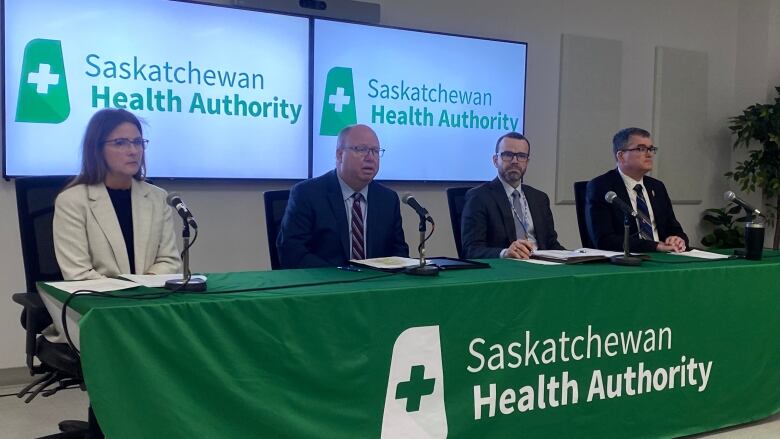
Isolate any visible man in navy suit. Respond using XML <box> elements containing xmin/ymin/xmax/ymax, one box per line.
<box><xmin>277</xmin><ymin>124</ymin><xmax>409</xmax><ymax>268</ymax></box>
<box><xmin>461</xmin><ymin>132</ymin><xmax>565</xmax><ymax>259</ymax></box>
<box><xmin>585</xmin><ymin>127</ymin><xmax>688</xmax><ymax>253</ymax></box>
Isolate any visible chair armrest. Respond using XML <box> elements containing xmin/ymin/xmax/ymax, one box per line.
<box><xmin>12</xmin><ymin>291</ymin><xmax>46</xmax><ymax>310</ymax></box>
<box><xmin>11</xmin><ymin>291</ymin><xmax>54</xmax><ymax>337</ymax></box>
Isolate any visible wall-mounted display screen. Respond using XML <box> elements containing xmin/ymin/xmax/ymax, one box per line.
<box><xmin>3</xmin><ymin>1</ymin><xmax>527</xmax><ymax>181</ymax></box>
<box><xmin>312</xmin><ymin>19</ymin><xmax>527</xmax><ymax>181</ymax></box>
<box><xmin>3</xmin><ymin>0</ymin><xmax>310</xmax><ymax>178</ymax></box>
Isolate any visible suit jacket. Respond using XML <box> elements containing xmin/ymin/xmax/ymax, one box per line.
<box><xmin>461</xmin><ymin>178</ymin><xmax>564</xmax><ymax>259</ymax></box>
<box><xmin>585</xmin><ymin>169</ymin><xmax>689</xmax><ymax>252</ymax></box>
<box><xmin>276</xmin><ymin>170</ymin><xmax>409</xmax><ymax>268</ymax></box>
<box><xmin>53</xmin><ymin>180</ymin><xmax>181</xmax><ymax>280</ymax></box>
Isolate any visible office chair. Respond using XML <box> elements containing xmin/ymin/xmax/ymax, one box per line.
<box><xmin>445</xmin><ymin>187</ymin><xmax>474</xmax><ymax>259</ymax></box>
<box><xmin>10</xmin><ymin>176</ymin><xmax>95</xmax><ymax>438</ymax></box>
<box><xmin>263</xmin><ymin>190</ymin><xmax>290</xmax><ymax>270</ymax></box>
<box><xmin>573</xmin><ymin>181</ymin><xmax>595</xmax><ymax>248</ymax></box>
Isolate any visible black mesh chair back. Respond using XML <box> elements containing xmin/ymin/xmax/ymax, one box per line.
<box><xmin>573</xmin><ymin>181</ymin><xmax>594</xmax><ymax>248</ymax></box>
<box><xmin>13</xmin><ymin>176</ymin><xmax>71</xmax><ymax>368</ymax></box>
<box><xmin>263</xmin><ymin>190</ymin><xmax>290</xmax><ymax>270</ymax></box>
<box><xmin>445</xmin><ymin>187</ymin><xmax>473</xmax><ymax>259</ymax></box>
<box><xmin>15</xmin><ymin>176</ymin><xmax>71</xmax><ymax>291</ymax></box>
<box><xmin>12</xmin><ymin>176</ymin><xmax>99</xmax><ymax>436</ymax></box>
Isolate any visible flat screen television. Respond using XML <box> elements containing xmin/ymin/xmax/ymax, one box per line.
<box><xmin>3</xmin><ymin>0</ymin><xmax>310</xmax><ymax>178</ymax></box>
<box><xmin>4</xmin><ymin>1</ymin><xmax>527</xmax><ymax>182</ymax></box>
<box><xmin>312</xmin><ymin>18</ymin><xmax>527</xmax><ymax>181</ymax></box>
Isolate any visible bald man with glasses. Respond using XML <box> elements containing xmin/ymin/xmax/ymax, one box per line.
<box><xmin>277</xmin><ymin>124</ymin><xmax>408</xmax><ymax>268</ymax></box>
<box><xmin>585</xmin><ymin>127</ymin><xmax>688</xmax><ymax>253</ymax></box>
<box><xmin>461</xmin><ymin>132</ymin><xmax>564</xmax><ymax>259</ymax></box>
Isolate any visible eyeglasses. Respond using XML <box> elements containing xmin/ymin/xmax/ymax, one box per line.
<box><xmin>344</xmin><ymin>145</ymin><xmax>385</xmax><ymax>157</ymax></box>
<box><xmin>621</xmin><ymin>145</ymin><xmax>657</xmax><ymax>155</ymax></box>
<box><xmin>497</xmin><ymin>151</ymin><xmax>529</xmax><ymax>162</ymax></box>
<box><xmin>104</xmin><ymin>138</ymin><xmax>148</xmax><ymax>150</ymax></box>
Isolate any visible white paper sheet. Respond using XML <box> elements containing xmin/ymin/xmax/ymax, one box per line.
<box><xmin>570</xmin><ymin>248</ymin><xmax>627</xmax><ymax>257</ymax></box>
<box><xmin>511</xmin><ymin>258</ymin><xmax>563</xmax><ymax>265</ymax></box>
<box><xmin>351</xmin><ymin>257</ymin><xmax>422</xmax><ymax>270</ymax></box>
<box><xmin>670</xmin><ymin>249</ymin><xmax>730</xmax><ymax>260</ymax></box>
<box><xmin>45</xmin><ymin>278</ymin><xmax>139</xmax><ymax>294</ymax></box>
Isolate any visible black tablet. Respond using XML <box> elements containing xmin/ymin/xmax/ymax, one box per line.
<box><xmin>427</xmin><ymin>257</ymin><xmax>490</xmax><ymax>270</ymax></box>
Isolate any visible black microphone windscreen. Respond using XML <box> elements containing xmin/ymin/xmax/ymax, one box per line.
<box><xmin>401</xmin><ymin>193</ymin><xmax>415</xmax><ymax>205</ymax></box>
<box><xmin>166</xmin><ymin>192</ymin><xmax>182</xmax><ymax>206</ymax></box>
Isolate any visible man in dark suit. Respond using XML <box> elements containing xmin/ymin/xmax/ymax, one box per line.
<box><xmin>461</xmin><ymin>132</ymin><xmax>564</xmax><ymax>259</ymax></box>
<box><xmin>585</xmin><ymin>127</ymin><xmax>688</xmax><ymax>253</ymax></box>
<box><xmin>277</xmin><ymin>124</ymin><xmax>409</xmax><ymax>268</ymax></box>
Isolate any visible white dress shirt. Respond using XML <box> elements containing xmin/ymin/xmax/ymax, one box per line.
<box><xmin>337</xmin><ymin>174</ymin><xmax>369</xmax><ymax>259</ymax></box>
<box><xmin>617</xmin><ymin>168</ymin><xmax>659</xmax><ymax>241</ymax></box>
<box><xmin>497</xmin><ymin>177</ymin><xmax>536</xmax><ymax>258</ymax></box>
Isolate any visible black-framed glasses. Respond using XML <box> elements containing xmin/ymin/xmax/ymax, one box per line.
<box><xmin>497</xmin><ymin>151</ymin><xmax>529</xmax><ymax>162</ymax></box>
<box><xmin>344</xmin><ymin>145</ymin><xmax>385</xmax><ymax>157</ymax></box>
<box><xmin>621</xmin><ymin>145</ymin><xmax>657</xmax><ymax>155</ymax></box>
<box><xmin>104</xmin><ymin>138</ymin><xmax>148</xmax><ymax>150</ymax></box>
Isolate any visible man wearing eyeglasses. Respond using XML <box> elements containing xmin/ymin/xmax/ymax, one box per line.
<box><xmin>461</xmin><ymin>132</ymin><xmax>564</xmax><ymax>259</ymax></box>
<box><xmin>277</xmin><ymin>124</ymin><xmax>409</xmax><ymax>268</ymax></box>
<box><xmin>585</xmin><ymin>127</ymin><xmax>688</xmax><ymax>253</ymax></box>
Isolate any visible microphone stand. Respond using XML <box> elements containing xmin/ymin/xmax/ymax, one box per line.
<box><xmin>165</xmin><ymin>221</ymin><xmax>207</xmax><ymax>291</ymax></box>
<box><xmin>609</xmin><ymin>213</ymin><xmax>643</xmax><ymax>266</ymax></box>
<box><xmin>406</xmin><ymin>215</ymin><xmax>439</xmax><ymax>276</ymax></box>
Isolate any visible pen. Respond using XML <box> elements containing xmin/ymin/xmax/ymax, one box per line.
<box><xmin>337</xmin><ymin>265</ymin><xmax>362</xmax><ymax>272</ymax></box>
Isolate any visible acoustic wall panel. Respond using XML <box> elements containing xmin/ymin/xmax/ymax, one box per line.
<box><xmin>555</xmin><ymin>34</ymin><xmax>622</xmax><ymax>204</ymax></box>
<box><xmin>652</xmin><ymin>46</ymin><xmax>708</xmax><ymax>204</ymax></box>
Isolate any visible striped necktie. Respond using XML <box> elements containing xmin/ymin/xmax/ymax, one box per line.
<box><xmin>351</xmin><ymin>193</ymin><xmax>365</xmax><ymax>260</ymax></box>
<box><xmin>633</xmin><ymin>184</ymin><xmax>654</xmax><ymax>240</ymax></box>
<box><xmin>511</xmin><ymin>190</ymin><xmax>527</xmax><ymax>240</ymax></box>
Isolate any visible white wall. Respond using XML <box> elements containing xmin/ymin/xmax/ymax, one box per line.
<box><xmin>1</xmin><ymin>0</ymin><xmax>778</xmax><ymax>370</ymax></box>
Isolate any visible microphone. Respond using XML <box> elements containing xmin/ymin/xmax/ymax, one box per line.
<box><xmin>605</xmin><ymin>191</ymin><xmax>646</xmax><ymax>266</ymax></box>
<box><xmin>166</xmin><ymin>193</ymin><xmax>198</xmax><ymax>229</ymax></box>
<box><xmin>724</xmin><ymin>191</ymin><xmax>761</xmax><ymax>217</ymax></box>
<box><xmin>605</xmin><ymin>191</ymin><xmax>652</xmax><ymax>230</ymax></box>
<box><xmin>402</xmin><ymin>193</ymin><xmax>433</xmax><ymax>223</ymax></box>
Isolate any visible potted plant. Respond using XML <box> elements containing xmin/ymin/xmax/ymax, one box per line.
<box><xmin>700</xmin><ymin>203</ymin><xmax>746</xmax><ymax>249</ymax></box>
<box><xmin>726</xmin><ymin>86</ymin><xmax>780</xmax><ymax>249</ymax></box>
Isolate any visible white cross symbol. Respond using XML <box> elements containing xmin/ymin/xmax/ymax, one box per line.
<box><xmin>27</xmin><ymin>64</ymin><xmax>60</xmax><ymax>94</ymax></box>
<box><xmin>328</xmin><ymin>87</ymin><xmax>351</xmax><ymax>113</ymax></box>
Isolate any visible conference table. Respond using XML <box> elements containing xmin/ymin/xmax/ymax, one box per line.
<box><xmin>39</xmin><ymin>251</ymin><xmax>780</xmax><ymax>438</ymax></box>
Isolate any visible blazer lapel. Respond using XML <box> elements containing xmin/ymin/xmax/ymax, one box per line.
<box><xmin>365</xmin><ymin>182</ymin><xmax>377</xmax><ymax>258</ymax></box>
<box><xmin>645</xmin><ymin>180</ymin><xmax>662</xmax><ymax>220</ymax></box>
<box><xmin>524</xmin><ymin>188</ymin><xmax>546</xmax><ymax>244</ymax></box>
<box><xmin>88</xmin><ymin>184</ymin><xmax>131</xmax><ymax>273</ymax></box>
<box><xmin>131</xmin><ymin>180</ymin><xmax>153</xmax><ymax>274</ymax></box>
<box><xmin>326</xmin><ymin>171</ymin><xmax>350</xmax><ymax>260</ymax></box>
<box><xmin>488</xmin><ymin>178</ymin><xmax>516</xmax><ymax>241</ymax></box>
<box><xmin>609</xmin><ymin>169</ymin><xmax>639</xmax><ymax>235</ymax></box>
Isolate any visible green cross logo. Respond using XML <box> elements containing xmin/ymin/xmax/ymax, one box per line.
<box><xmin>395</xmin><ymin>365</ymin><xmax>436</xmax><ymax>412</ymax></box>
<box><xmin>15</xmin><ymin>39</ymin><xmax>70</xmax><ymax>124</ymax></box>
<box><xmin>381</xmin><ymin>326</ymin><xmax>447</xmax><ymax>438</ymax></box>
<box><xmin>319</xmin><ymin>66</ymin><xmax>357</xmax><ymax>136</ymax></box>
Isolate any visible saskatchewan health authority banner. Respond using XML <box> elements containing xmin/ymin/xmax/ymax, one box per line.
<box><xmin>311</xmin><ymin>19</ymin><xmax>527</xmax><ymax>181</ymax></box>
<box><xmin>4</xmin><ymin>0</ymin><xmax>309</xmax><ymax>178</ymax></box>
<box><xmin>67</xmin><ymin>259</ymin><xmax>780</xmax><ymax>438</ymax></box>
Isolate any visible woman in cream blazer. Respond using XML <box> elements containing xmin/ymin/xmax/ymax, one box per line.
<box><xmin>53</xmin><ymin>109</ymin><xmax>181</xmax><ymax>280</ymax></box>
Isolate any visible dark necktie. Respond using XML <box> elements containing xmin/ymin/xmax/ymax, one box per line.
<box><xmin>351</xmin><ymin>193</ymin><xmax>365</xmax><ymax>260</ymax></box>
<box><xmin>511</xmin><ymin>190</ymin><xmax>527</xmax><ymax>240</ymax></box>
<box><xmin>633</xmin><ymin>184</ymin><xmax>654</xmax><ymax>240</ymax></box>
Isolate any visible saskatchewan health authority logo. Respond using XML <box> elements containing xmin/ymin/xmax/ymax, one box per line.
<box><xmin>320</xmin><ymin>66</ymin><xmax>357</xmax><ymax>135</ymax></box>
<box><xmin>380</xmin><ymin>326</ymin><xmax>448</xmax><ymax>438</ymax></box>
<box><xmin>15</xmin><ymin>39</ymin><xmax>70</xmax><ymax>124</ymax></box>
